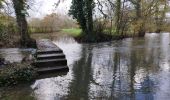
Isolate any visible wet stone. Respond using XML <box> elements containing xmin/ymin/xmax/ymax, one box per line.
<box><xmin>35</xmin><ymin>39</ymin><xmax>69</xmax><ymax>74</ymax></box>
<box><xmin>37</xmin><ymin>39</ymin><xmax>61</xmax><ymax>51</ymax></box>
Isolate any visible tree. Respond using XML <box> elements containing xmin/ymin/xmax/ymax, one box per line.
<box><xmin>0</xmin><ymin>0</ymin><xmax>4</xmax><ymax>8</ymax></box>
<box><xmin>29</xmin><ymin>13</ymin><xmax>77</xmax><ymax>33</ymax></box>
<box><xmin>42</xmin><ymin>13</ymin><xmax>58</xmax><ymax>32</ymax></box>
<box><xmin>12</xmin><ymin>0</ymin><xmax>35</xmax><ymax>47</ymax></box>
<box><xmin>115</xmin><ymin>0</ymin><xmax>121</xmax><ymax>34</ymax></box>
<box><xmin>154</xmin><ymin>0</ymin><xmax>168</xmax><ymax>32</ymax></box>
<box><xmin>129</xmin><ymin>0</ymin><xmax>145</xmax><ymax>36</ymax></box>
<box><xmin>129</xmin><ymin>0</ymin><xmax>141</xmax><ymax>18</ymax></box>
<box><xmin>69</xmin><ymin>0</ymin><xmax>94</xmax><ymax>35</ymax></box>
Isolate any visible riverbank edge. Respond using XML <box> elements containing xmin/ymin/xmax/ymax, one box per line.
<box><xmin>0</xmin><ymin>62</ymin><xmax>37</xmax><ymax>87</ymax></box>
<box><xmin>74</xmin><ymin>33</ymin><xmax>143</xmax><ymax>43</ymax></box>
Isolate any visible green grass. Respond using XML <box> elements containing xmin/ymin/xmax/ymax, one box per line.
<box><xmin>104</xmin><ymin>29</ymin><xmax>116</xmax><ymax>34</ymax></box>
<box><xmin>61</xmin><ymin>28</ymin><xmax>82</xmax><ymax>37</ymax></box>
<box><xmin>61</xmin><ymin>28</ymin><xmax>119</xmax><ymax>37</ymax></box>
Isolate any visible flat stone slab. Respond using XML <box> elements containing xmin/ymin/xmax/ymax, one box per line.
<box><xmin>36</xmin><ymin>39</ymin><xmax>61</xmax><ymax>51</ymax></box>
<box><xmin>37</xmin><ymin>53</ymin><xmax>65</xmax><ymax>58</ymax></box>
<box><xmin>37</xmin><ymin>53</ymin><xmax>65</xmax><ymax>60</ymax></box>
<box><xmin>37</xmin><ymin>50</ymin><xmax>63</xmax><ymax>55</ymax></box>
<box><xmin>37</xmin><ymin>66</ymin><xmax>69</xmax><ymax>74</ymax></box>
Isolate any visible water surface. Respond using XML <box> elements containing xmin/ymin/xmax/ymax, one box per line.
<box><xmin>1</xmin><ymin>33</ymin><xmax>170</xmax><ymax>100</ymax></box>
<box><xmin>0</xmin><ymin>48</ymin><xmax>35</xmax><ymax>64</ymax></box>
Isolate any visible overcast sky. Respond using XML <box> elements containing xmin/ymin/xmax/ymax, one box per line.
<box><xmin>28</xmin><ymin>0</ymin><xmax>71</xmax><ymax>18</ymax></box>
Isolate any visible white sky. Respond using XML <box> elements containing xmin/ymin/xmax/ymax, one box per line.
<box><xmin>28</xmin><ymin>0</ymin><xmax>71</xmax><ymax>18</ymax></box>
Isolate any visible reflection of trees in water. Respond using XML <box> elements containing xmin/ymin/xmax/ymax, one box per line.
<box><xmin>89</xmin><ymin>46</ymin><xmax>114</xmax><ymax>99</ymax></box>
<box><xmin>110</xmin><ymin>52</ymin><xmax>120</xmax><ymax>100</ymax></box>
<box><xmin>110</xmin><ymin>41</ymin><xmax>160</xmax><ymax>100</ymax></box>
<box><xmin>67</xmin><ymin>45</ymin><xmax>93</xmax><ymax>100</ymax></box>
<box><xmin>67</xmin><ymin>33</ymin><xmax>168</xmax><ymax>100</ymax></box>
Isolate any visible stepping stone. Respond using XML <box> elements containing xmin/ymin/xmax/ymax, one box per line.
<box><xmin>35</xmin><ymin>59</ymin><xmax>67</xmax><ymax>68</ymax></box>
<box><xmin>37</xmin><ymin>66</ymin><xmax>69</xmax><ymax>74</ymax></box>
<box><xmin>37</xmin><ymin>70</ymin><xmax>68</xmax><ymax>79</ymax></box>
<box><xmin>37</xmin><ymin>53</ymin><xmax>65</xmax><ymax>60</ymax></box>
<box><xmin>37</xmin><ymin>50</ymin><xmax>63</xmax><ymax>55</ymax></box>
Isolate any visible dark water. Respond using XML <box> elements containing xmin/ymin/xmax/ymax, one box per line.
<box><xmin>1</xmin><ymin>33</ymin><xmax>170</xmax><ymax>100</ymax></box>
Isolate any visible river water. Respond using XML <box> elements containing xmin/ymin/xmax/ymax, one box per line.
<box><xmin>0</xmin><ymin>33</ymin><xmax>170</xmax><ymax>100</ymax></box>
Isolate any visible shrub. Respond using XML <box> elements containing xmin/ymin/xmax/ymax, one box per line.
<box><xmin>0</xmin><ymin>13</ymin><xmax>19</xmax><ymax>47</ymax></box>
<box><xmin>0</xmin><ymin>63</ymin><xmax>37</xmax><ymax>87</ymax></box>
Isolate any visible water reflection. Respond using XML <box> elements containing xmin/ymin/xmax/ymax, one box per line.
<box><xmin>1</xmin><ymin>33</ymin><xmax>170</xmax><ymax>100</ymax></box>
<box><xmin>60</xmin><ymin>33</ymin><xmax>170</xmax><ymax>100</ymax></box>
<box><xmin>67</xmin><ymin>45</ymin><xmax>93</xmax><ymax>100</ymax></box>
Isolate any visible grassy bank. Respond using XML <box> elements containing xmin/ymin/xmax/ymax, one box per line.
<box><xmin>61</xmin><ymin>28</ymin><xmax>133</xmax><ymax>42</ymax></box>
<box><xmin>30</xmin><ymin>28</ymin><xmax>81</xmax><ymax>40</ymax></box>
<box><xmin>61</xmin><ymin>28</ymin><xmax>82</xmax><ymax>37</ymax></box>
<box><xmin>31</xmin><ymin>28</ymin><xmax>134</xmax><ymax>42</ymax></box>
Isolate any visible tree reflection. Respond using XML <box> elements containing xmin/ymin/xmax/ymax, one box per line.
<box><xmin>67</xmin><ymin>45</ymin><xmax>93</xmax><ymax>100</ymax></box>
<box><xmin>67</xmin><ymin>33</ymin><xmax>170</xmax><ymax>100</ymax></box>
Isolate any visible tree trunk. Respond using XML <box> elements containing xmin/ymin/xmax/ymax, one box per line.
<box><xmin>83</xmin><ymin>0</ymin><xmax>94</xmax><ymax>42</ymax></box>
<box><xmin>136</xmin><ymin>0</ymin><xmax>141</xmax><ymax>18</ymax></box>
<box><xmin>135</xmin><ymin>0</ymin><xmax>145</xmax><ymax>37</ymax></box>
<box><xmin>115</xmin><ymin>0</ymin><xmax>121</xmax><ymax>34</ymax></box>
<box><xmin>138</xmin><ymin>26</ymin><xmax>145</xmax><ymax>37</ymax></box>
<box><xmin>12</xmin><ymin>0</ymin><xmax>35</xmax><ymax>47</ymax></box>
<box><xmin>86</xmin><ymin>0</ymin><xmax>93</xmax><ymax>34</ymax></box>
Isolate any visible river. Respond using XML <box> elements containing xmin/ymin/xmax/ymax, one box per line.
<box><xmin>0</xmin><ymin>33</ymin><xmax>170</xmax><ymax>100</ymax></box>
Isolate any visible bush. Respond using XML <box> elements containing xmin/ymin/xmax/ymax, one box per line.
<box><xmin>0</xmin><ymin>63</ymin><xmax>37</xmax><ymax>87</ymax></box>
<box><xmin>0</xmin><ymin>24</ymin><xmax>9</xmax><ymax>42</ymax></box>
<box><xmin>0</xmin><ymin>13</ymin><xmax>19</xmax><ymax>47</ymax></box>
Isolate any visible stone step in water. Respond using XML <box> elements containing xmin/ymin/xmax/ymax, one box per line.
<box><xmin>37</xmin><ymin>70</ymin><xmax>68</xmax><ymax>79</ymax></box>
<box><xmin>37</xmin><ymin>66</ymin><xmax>69</xmax><ymax>74</ymax></box>
<box><xmin>35</xmin><ymin>39</ymin><xmax>69</xmax><ymax>74</ymax></box>
<box><xmin>35</xmin><ymin>58</ymin><xmax>67</xmax><ymax>68</ymax></box>
<box><xmin>37</xmin><ymin>53</ymin><xmax>65</xmax><ymax>60</ymax></box>
<box><xmin>37</xmin><ymin>50</ymin><xmax>63</xmax><ymax>55</ymax></box>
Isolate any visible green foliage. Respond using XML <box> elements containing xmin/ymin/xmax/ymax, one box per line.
<box><xmin>69</xmin><ymin>0</ymin><xmax>86</xmax><ymax>32</ymax></box>
<box><xmin>69</xmin><ymin>0</ymin><xmax>95</xmax><ymax>34</ymax></box>
<box><xmin>0</xmin><ymin>23</ymin><xmax>8</xmax><ymax>41</ymax></box>
<box><xmin>0</xmin><ymin>0</ymin><xmax>4</xmax><ymax>8</ymax></box>
<box><xmin>0</xmin><ymin>63</ymin><xmax>37</xmax><ymax>87</ymax></box>
<box><xmin>0</xmin><ymin>13</ymin><xmax>18</xmax><ymax>47</ymax></box>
